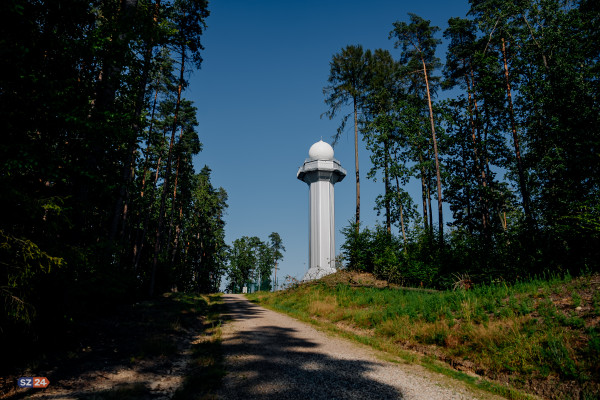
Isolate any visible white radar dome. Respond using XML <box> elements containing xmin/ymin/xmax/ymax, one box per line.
<box><xmin>308</xmin><ymin>140</ymin><xmax>334</xmax><ymax>161</ymax></box>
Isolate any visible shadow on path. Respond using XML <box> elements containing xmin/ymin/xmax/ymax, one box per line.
<box><xmin>219</xmin><ymin>295</ymin><xmax>403</xmax><ymax>400</ymax></box>
<box><xmin>219</xmin><ymin>294</ymin><xmax>266</xmax><ymax>323</ymax></box>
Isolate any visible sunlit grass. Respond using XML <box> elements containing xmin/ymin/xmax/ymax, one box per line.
<box><xmin>249</xmin><ymin>273</ymin><xmax>600</xmax><ymax>399</ymax></box>
<box><xmin>172</xmin><ymin>294</ymin><xmax>226</xmax><ymax>400</ymax></box>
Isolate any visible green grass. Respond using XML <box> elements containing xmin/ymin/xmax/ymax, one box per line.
<box><xmin>172</xmin><ymin>294</ymin><xmax>226</xmax><ymax>400</ymax></box>
<box><xmin>249</xmin><ymin>273</ymin><xmax>600</xmax><ymax>399</ymax></box>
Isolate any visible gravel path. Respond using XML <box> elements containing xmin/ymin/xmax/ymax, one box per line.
<box><xmin>216</xmin><ymin>294</ymin><xmax>506</xmax><ymax>400</ymax></box>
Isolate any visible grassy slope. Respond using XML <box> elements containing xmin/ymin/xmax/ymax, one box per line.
<box><xmin>248</xmin><ymin>272</ymin><xmax>600</xmax><ymax>400</ymax></box>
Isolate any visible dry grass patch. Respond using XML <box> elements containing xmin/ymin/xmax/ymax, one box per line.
<box><xmin>250</xmin><ymin>273</ymin><xmax>600</xmax><ymax>399</ymax></box>
<box><xmin>308</xmin><ymin>295</ymin><xmax>338</xmax><ymax>316</ymax></box>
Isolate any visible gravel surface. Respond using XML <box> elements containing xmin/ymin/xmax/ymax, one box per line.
<box><xmin>216</xmin><ymin>294</ymin><xmax>506</xmax><ymax>400</ymax></box>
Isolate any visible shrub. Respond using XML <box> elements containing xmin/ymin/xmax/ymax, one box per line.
<box><xmin>340</xmin><ymin>222</ymin><xmax>374</xmax><ymax>272</ymax></box>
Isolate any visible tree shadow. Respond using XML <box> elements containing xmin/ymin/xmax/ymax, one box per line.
<box><xmin>3</xmin><ymin>294</ymin><xmax>210</xmax><ymax>400</ymax></box>
<box><xmin>218</xmin><ymin>296</ymin><xmax>404</xmax><ymax>399</ymax></box>
<box><xmin>219</xmin><ymin>294</ymin><xmax>266</xmax><ymax>323</ymax></box>
<box><xmin>21</xmin><ymin>382</ymin><xmax>154</xmax><ymax>400</ymax></box>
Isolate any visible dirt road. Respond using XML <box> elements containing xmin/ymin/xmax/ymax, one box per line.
<box><xmin>216</xmin><ymin>294</ymin><xmax>505</xmax><ymax>400</ymax></box>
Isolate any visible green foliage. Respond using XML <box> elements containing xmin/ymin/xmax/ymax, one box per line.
<box><xmin>0</xmin><ymin>0</ymin><xmax>225</xmax><ymax>370</ymax></box>
<box><xmin>252</xmin><ymin>273</ymin><xmax>600</xmax><ymax>398</ymax></box>
<box><xmin>340</xmin><ymin>223</ymin><xmax>440</xmax><ymax>287</ymax></box>
<box><xmin>389</xmin><ymin>13</ymin><xmax>446</xmax><ymax>242</ymax></box>
<box><xmin>0</xmin><ymin>230</ymin><xmax>65</xmax><ymax>327</ymax></box>
<box><xmin>323</xmin><ymin>44</ymin><xmax>372</xmax><ymax>142</ymax></box>
<box><xmin>340</xmin><ymin>223</ymin><xmax>375</xmax><ymax>272</ymax></box>
<box><xmin>541</xmin><ymin>335</ymin><xmax>579</xmax><ymax>380</ymax></box>
<box><xmin>335</xmin><ymin>0</ymin><xmax>599</xmax><ymax>292</ymax></box>
<box><xmin>226</xmin><ymin>233</ymin><xmax>285</xmax><ymax>293</ymax></box>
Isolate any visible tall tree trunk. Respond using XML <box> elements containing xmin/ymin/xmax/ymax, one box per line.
<box><xmin>465</xmin><ymin>70</ymin><xmax>489</xmax><ymax>233</ymax></box>
<box><xmin>110</xmin><ymin>0</ymin><xmax>161</xmax><ymax>243</ymax></box>
<box><xmin>80</xmin><ymin>0</ymin><xmax>138</xmax><ymax>235</ymax></box>
<box><xmin>421</xmin><ymin>57</ymin><xmax>444</xmax><ymax>243</ymax></box>
<box><xmin>460</xmin><ymin>134</ymin><xmax>473</xmax><ymax>234</ymax></box>
<box><xmin>471</xmin><ymin>67</ymin><xmax>492</xmax><ymax>179</ymax></box>
<box><xmin>426</xmin><ymin>143</ymin><xmax>434</xmax><ymax>235</ymax></box>
<box><xmin>427</xmin><ymin>176</ymin><xmax>433</xmax><ymax>235</ymax></box>
<box><xmin>140</xmin><ymin>87</ymin><xmax>160</xmax><ymax>198</ymax></box>
<box><xmin>132</xmin><ymin>86</ymin><xmax>160</xmax><ymax>270</ymax></box>
<box><xmin>500</xmin><ymin>210</ymin><xmax>508</xmax><ymax>232</ymax></box>
<box><xmin>273</xmin><ymin>261</ymin><xmax>278</xmax><ymax>292</ymax></box>
<box><xmin>171</xmin><ymin>205</ymin><xmax>183</xmax><ymax>264</ymax></box>
<box><xmin>394</xmin><ymin>175</ymin><xmax>408</xmax><ymax>252</ymax></box>
<box><xmin>149</xmin><ymin>44</ymin><xmax>185</xmax><ymax>296</ymax></box>
<box><xmin>418</xmin><ymin>151</ymin><xmax>428</xmax><ymax>230</ymax></box>
<box><xmin>133</xmin><ymin>129</ymin><xmax>164</xmax><ymax>272</ymax></box>
<box><xmin>131</xmin><ymin>147</ymin><xmax>150</xmax><ymax>268</ymax></box>
<box><xmin>353</xmin><ymin>97</ymin><xmax>360</xmax><ymax>231</ymax></box>
<box><xmin>166</xmin><ymin>138</ymin><xmax>183</xmax><ymax>257</ymax></box>
<box><xmin>501</xmin><ymin>37</ymin><xmax>532</xmax><ymax>226</ymax></box>
<box><xmin>384</xmin><ymin>137</ymin><xmax>391</xmax><ymax>233</ymax></box>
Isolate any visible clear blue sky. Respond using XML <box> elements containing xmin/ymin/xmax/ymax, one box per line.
<box><xmin>188</xmin><ymin>0</ymin><xmax>470</xmax><ymax>285</ymax></box>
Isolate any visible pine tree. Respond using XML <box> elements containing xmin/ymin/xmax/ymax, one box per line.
<box><xmin>390</xmin><ymin>14</ymin><xmax>445</xmax><ymax>243</ymax></box>
<box><xmin>323</xmin><ymin>45</ymin><xmax>372</xmax><ymax>230</ymax></box>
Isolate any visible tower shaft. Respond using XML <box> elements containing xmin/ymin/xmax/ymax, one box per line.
<box><xmin>298</xmin><ymin>153</ymin><xmax>346</xmax><ymax>281</ymax></box>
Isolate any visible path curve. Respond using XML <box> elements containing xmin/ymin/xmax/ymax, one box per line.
<box><xmin>216</xmin><ymin>294</ymin><xmax>504</xmax><ymax>400</ymax></box>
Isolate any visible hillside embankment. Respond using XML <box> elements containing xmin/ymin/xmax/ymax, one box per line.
<box><xmin>216</xmin><ymin>293</ymin><xmax>504</xmax><ymax>400</ymax></box>
<box><xmin>249</xmin><ymin>271</ymin><xmax>600</xmax><ymax>400</ymax></box>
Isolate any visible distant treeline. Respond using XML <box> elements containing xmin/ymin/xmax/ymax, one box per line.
<box><xmin>225</xmin><ymin>233</ymin><xmax>285</xmax><ymax>293</ymax></box>
<box><xmin>323</xmin><ymin>0</ymin><xmax>599</xmax><ymax>287</ymax></box>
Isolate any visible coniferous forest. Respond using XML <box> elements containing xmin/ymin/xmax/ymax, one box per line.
<box><xmin>0</xmin><ymin>0</ymin><xmax>599</xmax><ymax>382</ymax></box>
<box><xmin>1</xmin><ymin>0</ymin><xmax>230</xmax><ymax>360</ymax></box>
<box><xmin>325</xmin><ymin>0</ymin><xmax>599</xmax><ymax>288</ymax></box>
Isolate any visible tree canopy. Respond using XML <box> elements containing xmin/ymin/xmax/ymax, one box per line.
<box><xmin>325</xmin><ymin>1</ymin><xmax>599</xmax><ymax>287</ymax></box>
<box><xmin>0</xmin><ymin>0</ymin><xmax>231</xmax><ymax>365</ymax></box>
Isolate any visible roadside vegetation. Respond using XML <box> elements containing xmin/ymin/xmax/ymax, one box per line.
<box><xmin>1</xmin><ymin>0</ymin><xmax>232</xmax><ymax>369</ymax></box>
<box><xmin>173</xmin><ymin>294</ymin><xmax>226</xmax><ymax>400</ymax></box>
<box><xmin>1</xmin><ymin>293</ymin><xmax>224</xmax><ymax>399</ymax></box>
<box><xmin>249</xmin><ymin>271</ymin><xmax>600</xmax><ymax>400</ymax></box>
<box><xmin>312</xmin><ymin>7</ymin><xmax>600</xmax><ymax>396</ymax></box>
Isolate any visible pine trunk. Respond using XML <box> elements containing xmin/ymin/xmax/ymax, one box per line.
<box><xmin>273</xmin><ymin>262</ymin><xmax>277</xmax><ymax>291</ymax></box>
<box><xmin>501</xmin><ymin>38</ymin><xmax>532</xmax><ymax>226</ymax></box>
<box><xmin>110</xmin><ymin>0</ymin><xmax>161</xmax><ymax>243</ymax></box>
<box><xmin>132</xmin><ymin>86</ymin><xmax>160</xmax><ymax>270</ymax></box>
<box><xmin>166</xmin><ymin>144</ymin><xmax>183</xmax><ymax>257</ymax></box>
<box><xmin>384</xmin><ymin>138</ymin><xmax>391</xmax><ymax>233</ymax></box>
<box><xmin>419</xmin><ymin>151</ymin><xmax>428</xmax><ymax>230</ymax></box>
<box><xmin>353</xmin><ymin>97</ymin><xmax>360</xmax><ymax>231</ymax></box>
<box><xmin>422</xmin><ymin>57</ymin><xmax>444</xmax><ymax>243</ymax></box>
<box><xmin>171</xmin><ymin>205</ymin><xmax>183</xmax><ymax>264</ymax></box>
<box><xmin>149</xmin><ymin>44</ymin><xmax>185</xmax><ymax>297</ymax></box>
<box><xmin>394</xmin><ymin>176</ymin><xmax>408</xmax><ymax>252</ymax></box>
<box><xmin>465</xmin><ymin>70</ymin><xmax>489</xmax><ymax>233</ymax></box>
<box><xmin>460</xmin><ymin>136</ymin><xmax>473</xmax><ymax>234</ymax></box>
<box><xmin>82</xmin><ymin>0</ymin><xmax>138</xmax><ymax>230</ymax></box>
<box><xmin>427</xmin><ymin>178</ymin><xmax>433</xmax><ymax>235</ymax></box>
